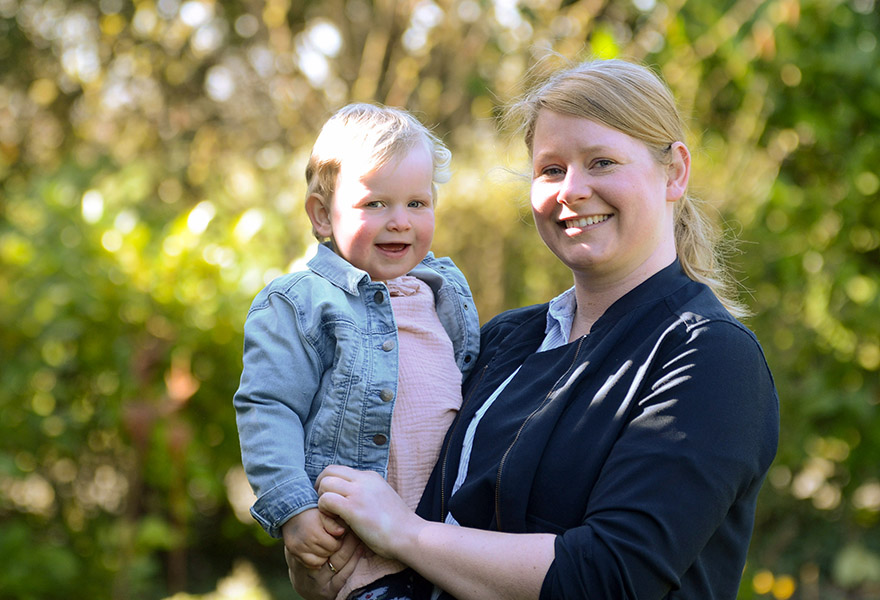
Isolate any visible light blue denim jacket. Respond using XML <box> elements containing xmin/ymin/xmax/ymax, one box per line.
<box><xmin>234</xmin><ymin>243</ymin><xmax>480</xmax><ymax>538</ymax></box>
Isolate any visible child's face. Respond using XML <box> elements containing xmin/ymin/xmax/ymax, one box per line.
<box><xmin>324</xmin><ymin>145</ymin><xmax>435</xmax><ymax>282</ymax></box>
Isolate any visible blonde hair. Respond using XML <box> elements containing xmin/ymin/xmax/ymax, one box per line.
<box><xmin>506</xmin><ymin>58</ymin><xmax>748</xmax><ymax>318</ymax></box>
<box><xmin>305</xmin><ymin>103</ymin><xmax>451</xmax><ymax>238</ymax></box>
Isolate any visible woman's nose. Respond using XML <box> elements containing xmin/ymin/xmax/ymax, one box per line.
<box><xmin>557</xmin><ymin>169</ymin><xmax>592</xmax><ymax>205</ymax></box>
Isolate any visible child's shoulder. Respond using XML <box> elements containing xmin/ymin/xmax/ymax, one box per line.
<box><xmin>262</xmin><ymin>269</ymin><xmax>317</xmax><ymax>292</ymax></box>
<box><xmin>420</xmin><ymin>252</ymin><xmax>457</xmax><ymax>270</ymax></box>
<box><xmin>251</xmin><ymin>269</ymin><xmax>338</xmax><ymax>306</ymax></box>
<box><xmin>417</xmin><ymin>253</ymin><xmax>470</xmax><ymax>286</ymax></box>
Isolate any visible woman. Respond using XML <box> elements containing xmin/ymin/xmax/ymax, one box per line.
<box><xmin>290</xmin><ymin>58</ymin><xmax>779</xmax><ymax>600</ymax></box>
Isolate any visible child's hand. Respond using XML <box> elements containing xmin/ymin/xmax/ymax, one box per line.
<box><xmin>282</xmin><ymin>508</ymin><xmax>348</xmax><ymax>570</ymax></box>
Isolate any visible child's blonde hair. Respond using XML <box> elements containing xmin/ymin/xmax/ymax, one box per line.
<box><xmin>305</xmin><ymin>103</ymin><xmax>451</xmax><ymax>239</ymax></box>
<box><xmin>506</xmin><ymin>58</ymin><xmax>748</xmax><ymax>318</ymax></box>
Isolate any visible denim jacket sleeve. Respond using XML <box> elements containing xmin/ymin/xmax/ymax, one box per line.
<box><xmin>233</xmin><ymin>277</ymin><xmax>323</xmax><ymax>538</ymax></box>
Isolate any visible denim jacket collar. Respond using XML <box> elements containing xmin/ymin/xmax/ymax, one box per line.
<box><xmin>307</xmin><ymin>242</ymin><xmax>372</xmax><ymax>295</ymax></box>
<box><xmin>307</xmin><ymin>242</ymin><xmax>442</xmax><ymax>297</ymax></box>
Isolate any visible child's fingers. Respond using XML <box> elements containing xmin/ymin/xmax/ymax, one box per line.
<box><xmin>284</xmin><ymin>531</ymin><xmax>339</xmax><ymax>563</ymax></box>
<box><xmin>284</xmin><ymin>536</ymin><xmax>329</xmax><ymax>568</ymax></box>
<box><xmin>319</xmin><ymin>509</ymin><xmax>348</xmax><ymax>537</ymax></box>
<box><xmin>291</xmin><ymin>549</ymin><xmax>330</xmax><ymax>571</ymax></box>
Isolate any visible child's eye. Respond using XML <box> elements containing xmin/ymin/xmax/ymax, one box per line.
<box><xmin>408</xmin><ymin>199</ymin><xmax>429</xmax><ymax>208</ymax></box>
<box><xmin>364</xmin><ymin>200</ymin><xmax>384</xmax><ymax>208</ymax></box>
<box><xmin>593</xmin><ymin>159</ymin><xmax>615</xmax><ymax>169</ymax></box>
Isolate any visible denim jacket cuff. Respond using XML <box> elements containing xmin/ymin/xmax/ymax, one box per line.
<box><xmin>250</xmin><ymin>475</ymin><xmax>319</xmax><ymax>538</ymax></box>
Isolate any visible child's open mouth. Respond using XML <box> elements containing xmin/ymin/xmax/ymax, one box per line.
<box><xmin>377</xmin><ymin>243</ymin><xmax>409</xmax><ymax>253</ymax></box>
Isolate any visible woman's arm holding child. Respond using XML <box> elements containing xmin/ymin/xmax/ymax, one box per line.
<box><xmin>317</xmin><ymin>466</ymin><xmax>556</xmax><ymax>600</ymax></box>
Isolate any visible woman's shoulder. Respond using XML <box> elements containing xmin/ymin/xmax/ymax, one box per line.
<box><xmin>484</xmin><ymin>302</ymin><xmax>548</xmax><ymax>328</ymax></box>
<box><xmin>479</xmin><ymin>303</ymin><xmax>549</xmax><ymax>345</ymax></box>
<box><xmin>667</xmin><ymin>281</ymin><xmax>762</xmax><ymax>346</ymax></box>
<box><xmin>658</xmin><ymin>283</ymin><xmax>776</xmax><ymax>384</ymax></box>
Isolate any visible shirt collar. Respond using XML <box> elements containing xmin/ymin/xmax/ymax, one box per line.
<box><xmin>541</xmin><ymin>259</ymin><xmax>688</xmax><ymax>348</ymax></box>
<box><xmin>306</xmin><ymin>242</ymin><xmax>371</xmax><ymax>295</ymax></box>
<box><xmin>542</xmin><ymin>286</ymin><xmax>577</xmax><ymax>350</ymax></box>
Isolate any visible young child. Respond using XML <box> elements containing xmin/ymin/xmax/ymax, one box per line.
<box><xmin>233</xmin><ymin>103</ymin><xmax>480</xmax><ymax>600</ymax></box>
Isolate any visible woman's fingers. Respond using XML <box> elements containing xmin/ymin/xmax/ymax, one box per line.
<box><xmin>285</xmin><ymin>532</ymin><xmax>364</xmax><ymax>600</ymax></box>
<box><xmin>286</xmin><ymin>547</ymin><xmax>329</xmax><ymax>600</ymax></box>
<box><xmin>315</xmin><ymin>466</ymin><xmax>418</xmax><ymax>559</ymax></box>
<box><xmin>286</xmin><ymin>552</ymin><xmax>338</xmax><ymax>600</ymax></box>
<box><xmin>317</xmin><ymin>465</ymin><xmax>384</xmax><ymax>499</ymax></box>
<box><xmin>317</xmin><ymin>488</ymin><xmax>345</xmax><ymax>520</ymax></box>
<box><xmin>330</xmin><ymin>531</ymin><xmax>364</xmax><ymax>578</ymax></box>
<box><xmin>316</xmin><ymin>467</ymin><xmax>378</xmax><ymax>524</ymax></box>
<box><xmin>315</xmin><ymin>464</ymin><xmax>358</xmax><ymax>489</ymax></box>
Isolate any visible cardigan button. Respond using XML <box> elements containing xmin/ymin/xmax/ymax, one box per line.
<box><xmin>372</xmin><ymin>434</ymin><xmax>388</xmax><ymax>446</ymax></box>
<box><xmin>381</xmin><ymin>340</ymin><xmax>395</xmax><ymax>352</ymax></box>
<box><xmin>373</xmin><ymin>290</ymin><xmax>384</xmax><ymax>304</ymax></box>
<box><xmin>380</xmin><ymin>389</ymin><xmax>394</xmax><ymax>402</ymax></box>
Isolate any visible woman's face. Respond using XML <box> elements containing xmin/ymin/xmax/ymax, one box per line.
<box><xmin>529</xmin><ymin>110</ymin><xmax>687</xmax><ymax>287</ymax></box>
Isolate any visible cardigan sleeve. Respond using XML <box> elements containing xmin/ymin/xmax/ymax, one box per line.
<box><xmin>540</xmin><ymin>319</ymin><xmax>779</xmax><ymax>599</ymax></box>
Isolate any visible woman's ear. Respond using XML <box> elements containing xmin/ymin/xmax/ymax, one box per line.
<box><xmin>305</xmin><ymin>193</ymin><xmax>333</xmax><ymax>239</ymax></box>
<box><xmin>665</xmin><ymin>142</ymin><xmax>691</xmax><ymax>202</ymax></box>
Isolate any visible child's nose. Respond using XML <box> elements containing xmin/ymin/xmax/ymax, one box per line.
<box><xmin>387</xmin><ymin>206</ymin><xmax>412</xmax><ymax>230</ymax></box>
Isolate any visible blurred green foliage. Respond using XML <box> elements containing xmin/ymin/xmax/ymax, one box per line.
<box><xmin>1</xmin><ymin>0</ymin><xmax>878</xmax><ymax>599</ymax></box>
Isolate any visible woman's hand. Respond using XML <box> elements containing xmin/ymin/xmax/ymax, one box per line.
<box><xmin>316</xmin><ymin>465</ymin><xmax>425</xmax><ymax>560</ymax></box>
<box><xmin>287</xmin><ymin>530</ymin><xmax>364</xmax><ymax>600</ymax></box>
<box><xmin>314</xmin><ymin>465</ymin><xmax>555</xmax><ymax>600</ymax></box>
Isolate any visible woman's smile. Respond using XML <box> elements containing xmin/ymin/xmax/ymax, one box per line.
<box><xmin>560</xmin><ymin>214</ymin><xmax>612</xmax><ymax>231</ymax></box>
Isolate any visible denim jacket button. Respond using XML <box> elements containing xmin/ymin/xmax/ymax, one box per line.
<box><xmin>373</xmin><ymin>434</ymin><xmax>388</xmax><ymax>445</ymax></box>
<box><xmin>380</xmin><ymin>389</ymin><xmax>394</xmax><ymax>402</ymax></box>
<box><xmin>381</xmin><ymin>340</ymin><xmax>395</xmax><ymax>352</ymax></box>
<box><xmin>373</xmin><ymin>290</ymin><xmax>384</xmax><ymax>304</ymax></box>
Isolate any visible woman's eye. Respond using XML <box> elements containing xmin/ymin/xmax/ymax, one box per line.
<box><xmin>539</xmin><ymin>166</ymin><xmax>565</xmax><ymax>178</ymax></box>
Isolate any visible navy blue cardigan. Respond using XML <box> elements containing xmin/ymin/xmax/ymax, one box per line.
<box><xmin>417</xmin><ymin>261</ymin><xmax>779</xmax><ymax>599</ymax></box>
